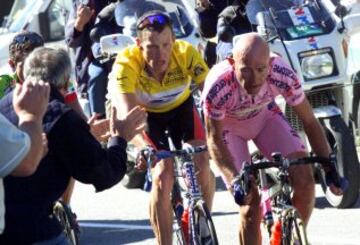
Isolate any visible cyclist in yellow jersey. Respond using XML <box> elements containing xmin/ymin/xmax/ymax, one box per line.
<box><xmin>108</xmin><ymin>10</ymin><xmax>215</xmax><ymax>244</ymax></box>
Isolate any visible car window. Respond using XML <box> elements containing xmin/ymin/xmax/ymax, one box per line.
<box><xmin>47</xmin><ymin>0</ymin><xmax>72</xmax><ymax>41</ymax></box>
<box><xmin>6</xmin><ymin>0</ymin><xmax>41</xmax><ymax>32</ymax></box>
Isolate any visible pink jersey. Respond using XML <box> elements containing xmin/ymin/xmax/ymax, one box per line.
<box><xmin>201</xmin><ymin>56</ymin><xmax>305</xmax><ymax>122</ymax></box>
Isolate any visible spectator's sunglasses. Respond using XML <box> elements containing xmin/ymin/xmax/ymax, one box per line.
<box><xmin>13</xmin><ymin>33</ymin><xmax>44</xmax><ymax>47</ymax></box>
<box><xmin>136</xmin><ymin>13</ymin><xmax>171</xmax><ymax>30</ymax></box>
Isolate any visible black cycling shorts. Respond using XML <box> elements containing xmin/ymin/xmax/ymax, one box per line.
<box><xmin>143</xmin><ymin>96</ymin><xmax>205</xmax><ymax>150</ymax></box>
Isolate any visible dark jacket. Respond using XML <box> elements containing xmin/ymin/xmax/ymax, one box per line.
<box><xmin>0</xmin><ymin>88</ymin><xmax>127</xmax><ymax>244</ymax></box>
<box><xmin>217</xmin><ymin>3</ymin><xmax>252</xmax><ymax>43</ymax></box>
<box><xmin>196</xmin><ymin>0</ymin><xmax>235</xmax><ymax>38</ymax></box>
<box><xmin>65</xmin><ymin>0</ymin><xmax>110</xmax><ymax>91</ymax></box>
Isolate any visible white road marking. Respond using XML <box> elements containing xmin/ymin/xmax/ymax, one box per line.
<box><xmin>309</xmin><ymin>237</ymin><xmax>360</xmax><ymax>245</ymax></box>
<box><xmin>79</xmin><ymin>222</ymin><xmax>153</xmax><ymax>230</ymax></box>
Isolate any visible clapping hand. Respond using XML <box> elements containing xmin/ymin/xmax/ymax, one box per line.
<box><xmin>110</xmin><ymin>106</ymin><xmax>147</xmax><ymax>141</ymax></box>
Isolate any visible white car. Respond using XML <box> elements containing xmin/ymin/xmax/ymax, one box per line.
<box><xmin>0</xmin><ymin>0</ymin><xmax>72</xmax><ymax>75</ymax></box>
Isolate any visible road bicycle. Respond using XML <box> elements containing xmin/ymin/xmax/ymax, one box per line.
<box><xmin>53</xmin><ymin>200</ymin><xmax>80</xmax><ymax>245</ymax></box>
<box><xmin>233</xmin><ymin>152</ymin><xmax>341</xmax><ymax>245</ymax></box>
<box><xmin>142</xmin><ymin>144</ymin><xmax>219</xmax><ymax>245</ymax></box>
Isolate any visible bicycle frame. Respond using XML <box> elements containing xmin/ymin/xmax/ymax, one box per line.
<box><xmin>144</xmin><ymin>140</ymin><xmax>217</xmax><ymax>245</ymax></box>
<box><xmin>249</xmin><ymin>154</ymin><xmax>328</xmax><ymax>245</ymax></box>
<box><xmin>175</xmin><ymin>154</ymin><xmax>204</xmax><ymax>243</ymax></box>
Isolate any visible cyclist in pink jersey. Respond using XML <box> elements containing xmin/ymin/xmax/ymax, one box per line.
<box><xmin>201</xmin><ymin>32</ymin><xmax>343</xmax><ymax>245</ymax></box>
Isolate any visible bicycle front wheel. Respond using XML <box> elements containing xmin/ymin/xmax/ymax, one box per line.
<box><xmin>190</xmin><ymin>200</ymin><xmax>218</xmax><ymax>245</ymax></box>
<box><xmin>282</xmin><ymin>209</ymin><xmax>308</xmax><ymax>245</ymax></box>
<box><xmin>53</xmin><ymin>201</ymin><xmax>80</xmax><ymax>245</ymax></box>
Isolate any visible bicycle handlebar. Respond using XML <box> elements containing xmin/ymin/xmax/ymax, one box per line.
<box><xmin>141</xmin><ymin>145</ymin><xmax>208</xmax><ymax>167</ymax></box>
<box><xmin>232</xmin><ymin>153</ymin><xmax>346</xmax><ymax>206</ymax></box>
<box><xmin>245</xmin><ymin>156</ymin><xmax>332</xmax><ymax>172</ymax></box>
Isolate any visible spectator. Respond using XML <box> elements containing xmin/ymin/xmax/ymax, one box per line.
<box><xmin>65</xmin><ymin>0</ymin><xmax>118</xmax><ymax>119</ymax></box>
<box><xmin>195</xmin><ymin>0</ymin><xmax>251</xmax><ymax>67</ymax></box>
<box><xmin>88</xmin><ymin>0</ymin><xmax>124</xmax><ymax>119</ymax></box>
<box><xmin>0</xmin><ymin>47</ymin><xmax>146</xmax><ymax>244</ymax></box>
<box><xmin>0</xmin><ymin>31</ymin><xmax>44</xmax><ymax>98</ymax></box>
<box><xmin>0</xmin><ymin>79</ymin><xmax>49</xmax><ymax>234</ymax></box>
<box><xmin>216</xmin><ymin>2</ymin><xmax>252</xmax><ymax>61</ymax></box>
<box><xmin>0</xmin><ymin>31</ymin><xmax>88</xmax><ymax>210</ymax></box>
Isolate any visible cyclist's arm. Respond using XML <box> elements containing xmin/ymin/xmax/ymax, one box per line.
<box><xmin>293</xmin><ymin>97</ymin><xmax>332</xmax><ymax>157</ymax></box>
<box><xmin>205</xmin><ymin>116</ymin><xmax>238</xmax><ymax>185</ymax></box>
<box><xmin>112</xmin><ymin>92</ymin><xmax>148</xmax><ymax>148</ymax></box>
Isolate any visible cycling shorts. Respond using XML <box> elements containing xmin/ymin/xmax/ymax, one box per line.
<box><xmin>221</xmin><ymin>102</ymin><xmax>306</xmax><ymax>186</ymax></box>
<box><xmin>143</xmin><ymin>96</ymin><xmax>205</xmax><ymax>150</ymax></box>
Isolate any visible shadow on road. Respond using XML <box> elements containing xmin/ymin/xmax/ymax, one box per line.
<box><xmin>215</xmin><ymin>176</ymin><xmax>227</xmax><ymax>191</ymax></box>
<box><xmin>78</xmin><ymin>219</ymin><xmax>154</xmax><ymax>244</ymax></box>
<box><xmin>212</xmin><ymin>211</ymin><xmax>238</xmax><ymax>217</ymax></box>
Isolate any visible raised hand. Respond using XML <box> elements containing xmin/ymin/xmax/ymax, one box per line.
<box><xmin>74</xmin><ymin>4</ymin><xmax>94</xmax><ymax>32</ymax></box>
<box><xmin>110</xmin><ymin>106</ymin><xmax>147</xmax><ymax>141</ymax></box>
<box><xmin>13</xmin><ymin>79</ymin><xmax>50</xmax><ymax>124</ymax></box>
<box><xmin>88</xmin><ymin>115</ymin><xmax>111</xmax><ymax>142</ymax></box>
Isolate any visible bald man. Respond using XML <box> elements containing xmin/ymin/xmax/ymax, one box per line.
<box><xmin>201</xmin><ymin>33</ymin><xmax>342</xmax><ymax>244</ymax></box>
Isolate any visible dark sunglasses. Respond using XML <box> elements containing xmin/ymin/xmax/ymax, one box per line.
<box><xmin>137</xmin><ymin>13</ymin><xmax>171</xmax><ymax>30</ymax></box>
<box><xmin>13</xmin><ymin>33</ymin><xmax>44</xmax><ymax>47</ymax></box>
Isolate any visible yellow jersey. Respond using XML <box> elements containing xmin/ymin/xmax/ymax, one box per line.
<box><xmin>108</xmin><ymin>40</ymin><xmax>208</xmax><ymax>113</ymax></box>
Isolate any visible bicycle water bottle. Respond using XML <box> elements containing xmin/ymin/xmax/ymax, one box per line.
<box><xmin>174</xmin><ymin>202</ymin><xmax>184</xmax><ymax>219</ymax></box>
<box><xmin>270</xmin><ymin>219</ymin><xmax>282</xmax><ymax>245</ymax></box>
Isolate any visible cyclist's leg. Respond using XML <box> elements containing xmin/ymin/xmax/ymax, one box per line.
<box><xmin>145</xmin><ymin>111</ymin><xmax>176</xmax><ymax>244</ymax></box>
<box><xmin>172</xmin><ymin>96</ymin><xmax>215</xmax><ymax>210</ymax></box>
<box><xmin>149</xmin><ymin>159</ymin><xmax>175</xmax><ymax>245</ymax></box>
<box><xmin>254</xmin><ymin>108</ymin><xmax>314</xmax><ymax>225</ymax></box>
<box><xmin>224</xmin><ymin>130</ymin><xmax>262</xmax><ymax>245</ymax></box>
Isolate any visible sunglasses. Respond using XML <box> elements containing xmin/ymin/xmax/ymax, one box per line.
<box><xmin>13</xmin><ymin>33</ymin><xmax>44</xmax><ymax>47</ymax></box>
<box><xmin>137</xmin><ymin>13</ymin><xmax>171</xmax><ymax>30</ymax></box>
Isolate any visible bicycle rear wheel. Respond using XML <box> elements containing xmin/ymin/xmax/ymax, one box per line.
<box><xmin>281</xmin><ymin>209</ymin><xmax>308</xmax><ymax>245</ymax></box>
<box><xmin>190</xmin><ymin>200</ymin><xmax>218</xmax><ymax>245</ymax></box>
<box><xmin>53</xmin><ymin>200</ymin><xmax>80</xmax><ymax>245</ymax></box>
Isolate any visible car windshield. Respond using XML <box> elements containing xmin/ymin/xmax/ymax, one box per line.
<box><xmin>245</xmin><ymin>0</ymin><xmax>334</xmax><ymax>39</ymax></box>
<box><xmin>114</xmin><ymin>0</ymin><xmax>193</xmax><ymax>38</ymax></box>
<box><xmin>4</xmin><ymin>0</ymin><xmax>44</xmax><ymax>33</ymax></box>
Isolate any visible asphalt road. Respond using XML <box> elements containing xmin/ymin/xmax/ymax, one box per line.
<box><xmin>71</xmin><ymin>169</ymin><xmax>360</xmax><ymax>245</ymax></box>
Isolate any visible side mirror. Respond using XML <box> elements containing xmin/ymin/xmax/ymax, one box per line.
<box><xmin>100</xmin><ymin>34</ymin><xmax>135</xmax><ymax>55</ymax></box>
<box><xmin>342</xmin><ymin>13</ymin><xmax>360</xmax><ymax>36</ymax></box>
